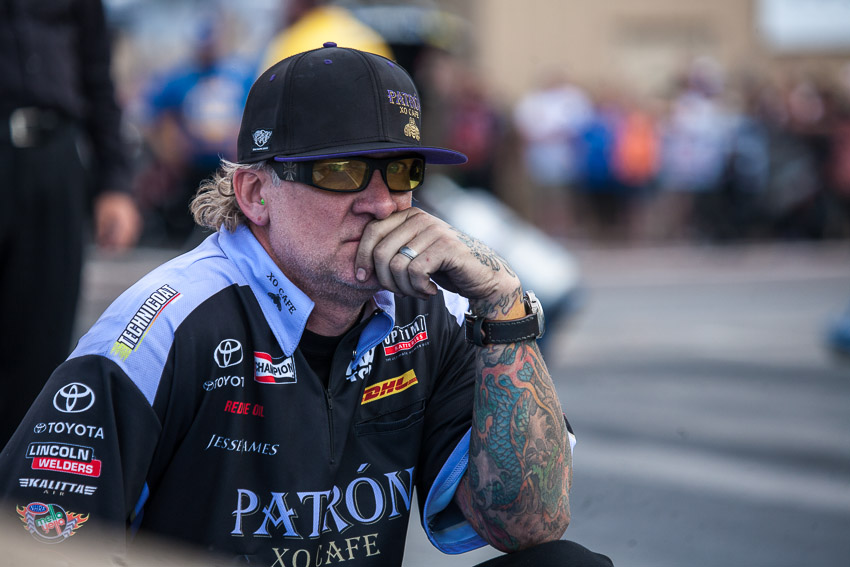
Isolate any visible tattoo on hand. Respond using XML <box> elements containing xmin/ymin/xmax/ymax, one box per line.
<box><xmin>454</xmin><ymin>230</ymin><xmax>517</xmax><ymax>278</ymax></box>
<box><xmin>472</xmin><ymin>287</ymin><xmax>523</xmax><ymax>318</ymax></box>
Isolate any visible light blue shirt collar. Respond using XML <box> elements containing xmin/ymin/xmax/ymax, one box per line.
<box><xmin>219</xmin><ymin>226</ymin><xmax>396</xmax><ymax>362</ymax></box>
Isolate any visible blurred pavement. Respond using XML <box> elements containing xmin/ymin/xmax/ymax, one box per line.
<box><xmin>73</xmin><ymin>239</ymin><xmax>850</xmax><ymax>567</ymax></box>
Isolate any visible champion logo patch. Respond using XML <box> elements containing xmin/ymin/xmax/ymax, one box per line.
<box><xmin>253</xmin><ymin>352</ymin><xmax>297</xmax><ymax>384</ymax></box>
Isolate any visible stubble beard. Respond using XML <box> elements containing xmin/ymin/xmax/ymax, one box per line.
<box><xmin>284</xmin><ymin>247</ymin><xmax>378</xmax><ymax>311</ymax></box>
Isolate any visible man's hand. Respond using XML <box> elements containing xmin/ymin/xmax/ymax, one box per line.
<box><xmin>356</xmin><ymin>206</ymin><xmax>571</xmax><ymax>552</ymax></box>
<box><xmin>94</xmin><ymin>191</ymin><xmax>142</xmax><ymax>252</ymax></box>
<box><xmin>354</xmin><ymin>207</ymin><xmax>521</xmax><ymax>315</ymax></box>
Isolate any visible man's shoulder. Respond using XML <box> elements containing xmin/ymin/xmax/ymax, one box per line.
<box><xmin>71</xmin><ymin>239</ymin><xmax>244</xmax><ymax>362</ymax></box>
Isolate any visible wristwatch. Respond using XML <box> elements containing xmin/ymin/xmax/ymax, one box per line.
<box><xmin>464</xmin><ymin>291</ymin><xmax>545</xmax><ymax>346</ymax></box>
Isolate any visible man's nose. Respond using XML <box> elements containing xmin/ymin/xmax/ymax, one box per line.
<box><xmin>353</xmin><ymin>169</ymin><xmax>402</xmax><ymax>219</ymax></box>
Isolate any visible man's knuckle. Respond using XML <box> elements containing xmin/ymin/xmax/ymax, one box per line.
<box><xmin>389</xmin><ymin>255</ymin><xmax>408</xmax><ymax>271</ymax></box>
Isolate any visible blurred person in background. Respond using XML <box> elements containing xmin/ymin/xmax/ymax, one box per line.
<box><xmin>709</xmin><ymin>72</ymin><xmax>772</xmax><ymax>242</ymax></box>
<box><xmin>134</xmin><ymin>16</ymin><xmax>254</xmax><ymax>247</ymax></box>
<box><xmin>826</xmin><ymin>64</ymin><xmax>850</xmax><ymax>236</ymax></box>
<box><xmin>656</xmin><ymin>57</ymin><xmax>733</xmax><ymax>241</ymax></box>
<box><xmin>513</xmin><ymin>72</ymin><xmax>592</xmax><ymax>239</ymax></box>
<box><xmin>572</xmin><ymin>86</ymin><xmax>631</xmax><ymax>242</ymax></box>
<box><xmin>441</xmin><ymin>69</ymin><xmax>506</xmax><ymax>193</ymax></box>
<box><xmin>822</xmin><ymin>65</ymin><xmax>850</xmax><ymax>362</ymax></box>
<box><xmin>777</xmin><ymin>72</ymin><xmax>834</xmax><ymax>239</ymax></box>
<box><xmin>0</xmin><ymin>0</ymin><xmax>141</xmax><ymax>449</ymax></box>
<box><xmin>609</xmin><ymin>96</ymin><xmax>661</xmax><ymax>242</ymax></box>
<box><xmin>0</xmin><ymin>43</ymin><xmax>612</xmax><ymax>567</ymax></box>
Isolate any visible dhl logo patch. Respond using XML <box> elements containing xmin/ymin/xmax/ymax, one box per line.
<box><xmin>361</xmin><ymin>370</ymin><xmax>418</xmax><ymax>404</ymax></box>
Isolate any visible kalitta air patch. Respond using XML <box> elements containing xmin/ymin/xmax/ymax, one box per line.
<box><xmin>111</xmin><ymin>284</ymin><xmax>180</xmax><ymax>361</ymax></box>
<box><xmin>361</xmin><ymin>370</ymin><xmax>418</xmax><ymax>404</ymax></box>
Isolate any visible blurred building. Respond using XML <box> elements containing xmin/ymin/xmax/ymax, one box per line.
<box><xmin>454</xmin><ymin>0</ymin><xmax>850</xmax><ymax>102</ymax></box>
<box><xmin>105</xmin><ymin>0</ymin><xmax>850</xmax><ymax>117</ymax></box>
<box><xmin>102</xmin><ymin>0</ymin><xmax>850</xmax><ymax>240</ymax></box>
<box><xmin>419</xmin><ymin>0</ymin><xmax>850</xmax><ymax>220</ymax></box>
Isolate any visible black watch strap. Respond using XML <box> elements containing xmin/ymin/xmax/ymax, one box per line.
<box><xmin>464</xmin><ymin>312</ymin><xmax>540</xmax><ymax>346</ymax></box>
<box><xmin>464</xmin><ymin>291</ymin><xmax>544</xmax><ymax>346</ymax></box>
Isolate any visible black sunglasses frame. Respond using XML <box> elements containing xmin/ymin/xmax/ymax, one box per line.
<box><xmin>269</xmin><ymin>155</ymin><xmax>426</xmax><ymax>193</ymax></box>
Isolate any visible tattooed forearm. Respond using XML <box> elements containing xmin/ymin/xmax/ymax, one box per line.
<box><xmin>469</xmin><ymin>286</ymin><xmax>523</xmax><ymax>319</ymax></box>
<box><xmin>454</xmin><ymin>229</ymin><xmax>517</xmax><ymax>278</ymax></box>
<box><xmin>456</xmin><ymin>339</ymin><xmax>571</xmax><ymax>552</ymax></box>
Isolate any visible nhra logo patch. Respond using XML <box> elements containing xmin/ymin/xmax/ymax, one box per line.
<box><xmin>17</xmin><ymin>502</ymin><xmax>89</xmax><ymax>543</ymax></box>
<box><xmin>361</xmin><ymin>370</ymin><xmax>418</xmax><ymax>404</ymax></box>
<box><xmin>383</xmin><ymin>315</ymin><xmax>429</xmax><ymax>357</ymax></box>
<box><xmin>254</xmin><ymin>352</ymin><xmax>297</xmax><ymax>384</ymax></box>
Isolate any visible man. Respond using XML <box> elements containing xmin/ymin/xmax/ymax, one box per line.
<box><xmin>0</xmin><ymin>0</ymin><xmax>142</xmax><ymax>448</ymax></box>
<box><xmin>0</xmin><ymin>43</ymin><xmax>611</xmax><ymax>566</ymax></box>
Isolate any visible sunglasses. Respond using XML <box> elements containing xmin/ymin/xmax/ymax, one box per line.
<box><xmin>270</xmin><ymin>155</ymin><xmax>426</xmax><ymax>192</ymax></box>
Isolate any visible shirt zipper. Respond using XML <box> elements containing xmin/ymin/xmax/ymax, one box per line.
<box><xmin>324</xmin><ymin>389</ymin><xmax>335</xmax><ymax>465</ymax></box>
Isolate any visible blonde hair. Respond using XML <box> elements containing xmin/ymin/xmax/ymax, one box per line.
<box><xmin>190</xmin><ymin>159</ymin><xmax>281</xmax><ymax>231</ymax></box>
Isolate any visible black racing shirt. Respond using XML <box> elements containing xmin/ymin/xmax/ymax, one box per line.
<box><xmin>0</xmin><ymin>226</ymin><xmax>487</xmax><ymax>565</ymax></box>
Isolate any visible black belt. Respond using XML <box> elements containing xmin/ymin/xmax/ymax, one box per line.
<box><xmin>0</xmin><ymin>107</ymin><xmax>69</xmax><ymax>148</ymax></box>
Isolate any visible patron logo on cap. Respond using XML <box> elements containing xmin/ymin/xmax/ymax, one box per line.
<box><xmin>403</xmin><ymin>117</ymin><xmax>420</xmax><ymax>141</ymax></box>
<box><xmin>236</xmin><ymin>45</ymin><xmax>467</xmax><ymax>165</ymax></box>
<box><xmin>252</xmin><ymin>129</ymin><xmax>272</xmax><ymax>151</ymax></box>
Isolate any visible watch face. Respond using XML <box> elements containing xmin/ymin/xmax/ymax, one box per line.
<box><xmin>526</xmin><ymin>291</ymin><xmax>545</xmax><ymax>338</ymax></box>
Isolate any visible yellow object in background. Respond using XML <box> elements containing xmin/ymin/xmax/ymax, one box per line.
<box><xmin>260</xmin><ymin>5</ymin><xmax>393</xmax><ymax>72</ymax></box>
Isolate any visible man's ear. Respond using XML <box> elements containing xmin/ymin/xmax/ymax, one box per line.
<box><xmin>233</xmin><ymin>169</ymin><xmax>269</xmax><ymax>226</ymax></box>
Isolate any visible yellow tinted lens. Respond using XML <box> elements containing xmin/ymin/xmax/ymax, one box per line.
<box><xmin>387</xmin><ymin>158</ymin><xmax>425</xmax><ymax>190</ymax></box>
<box><xmin>312</xmin><ymin>160</ymin><xmax>368</xmax><ymax>191</ymax></box>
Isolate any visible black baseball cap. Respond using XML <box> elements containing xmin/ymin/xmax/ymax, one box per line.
<box><xmin>237</xmin><ymin>42</ymin><xmax>467</xmax><ymax>165</ymax></box>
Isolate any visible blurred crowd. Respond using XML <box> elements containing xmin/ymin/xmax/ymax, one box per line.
<box><xmin>105</xmin><ymin>1</ymin><xmax>850</xmax><ymax>248</ymax></box>
<box><xmin>432</xmin><ymin>56</ymin><xmax>850</xmax><ymax>245</ymax></box>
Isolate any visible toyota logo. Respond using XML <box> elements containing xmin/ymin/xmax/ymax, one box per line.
<box><xmin>53</xmin><ymin>383</ymin><xmax>96</xmax><ymax>414</ymax></box>
<box><xmin>214</xmin><ymin>339</ymin><xmax>243</xmax><ymax>368</ymax></box>
<box><xmin>34</xmin><ymin>423</ymin><xmax>47</xmax><ymax>434</ymax></box>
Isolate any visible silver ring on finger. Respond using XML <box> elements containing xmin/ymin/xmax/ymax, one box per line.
<box><xmin>398</xmin><ymin>245</ymin><xmax>418</xmax><ymax>261</ymax></box>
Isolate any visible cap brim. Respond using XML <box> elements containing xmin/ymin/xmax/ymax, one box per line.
<box><xmin>271</xmin><ymin>142</ymin><xmax>467</xmax><ymax>165</ymax></box>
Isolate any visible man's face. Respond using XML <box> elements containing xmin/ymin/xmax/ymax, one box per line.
<box><xmin>263</xmin><ymin>159</ymin><xmax>413</xmax><ymax>305</ymax></box>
